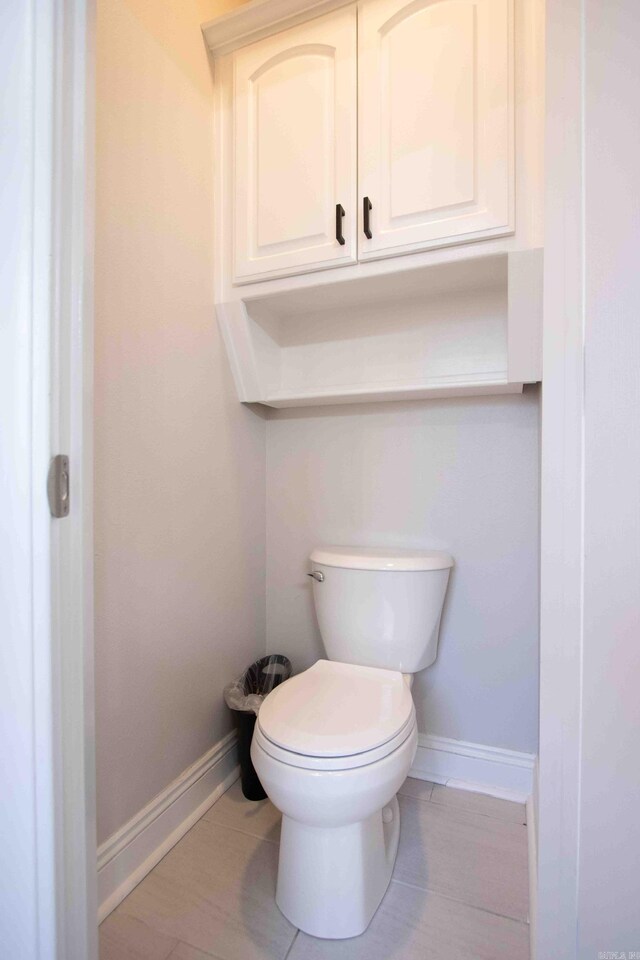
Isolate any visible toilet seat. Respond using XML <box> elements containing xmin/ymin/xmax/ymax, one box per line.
<box><xmin>256</xmin><ymin>659</ymin><xmax>415</xmax><ymax>770</ymax></box>
<box><xmin>254</xmin><ymin>711</ymin><xmax>416</xmax><ymax>770</ymax></box>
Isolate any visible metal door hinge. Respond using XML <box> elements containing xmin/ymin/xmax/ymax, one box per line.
<box><xmin>47</xmin><ymin>455</ymin><xmax>70</xmax><ymax>518</ymax></box>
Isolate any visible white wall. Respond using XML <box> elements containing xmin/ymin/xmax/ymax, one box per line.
<box><xmin>266</xmin><ymin>389</ymin><xmax>540</xmax><ymax>753</ymax></box>
<box><xmin>537</xmin><ymin>0</ymin><xmax>640</xmax><ymax>953</ymax></box>
<box><xmin>577</xmin><ymin>0</ymin><xmax>640</xmax><ymax>948</ymax></box>
<box><xmin>94</xmin><ymin>0</ymin><xmax>265</xmax><ymax>845</ymax></box>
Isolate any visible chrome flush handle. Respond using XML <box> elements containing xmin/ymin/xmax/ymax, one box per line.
<box><xmin>307</xmin><ymin>571</ymin><xmax>324</xmax><ymax>582</ymax></box>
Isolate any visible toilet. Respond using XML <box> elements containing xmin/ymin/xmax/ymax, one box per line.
<box><xmin>251</xmin><ymin>545</ymin><xmax>453</xmax><ymax>940</ymax></box>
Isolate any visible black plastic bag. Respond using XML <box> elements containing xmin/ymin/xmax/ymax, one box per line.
<box><xmin>224</xmin><ymin>655</ymin><xmax>292</xmax><ymax>800</ymax></box>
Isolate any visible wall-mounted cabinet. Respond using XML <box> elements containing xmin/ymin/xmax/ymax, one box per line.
<box><xmin>233</xmin><ymin>7</ymin><xmax>358</xmax><ymax>281</ymax></box>
<box><xmin>217</xmin><ymin>249</ymin><xmax>542</xmax><ymax>408</ymax></box>
<box><xmin>205</xmin><ymin>0</ymin><xmax>543</xmax><ymax>304</ymax></box>
<box><xmin>358</xmin><ymin>0</ymin><xmax>513</xmax><ymax>260</ymax></box>
<box><xmin>227</xmin><ymin>0</ymin><xmax>515</xmax><ymax>285</ymax></box>
<box><xmin>203</xmin><ymin>0</ymin><xmax>543</xmax><ymax>409</ymax></box>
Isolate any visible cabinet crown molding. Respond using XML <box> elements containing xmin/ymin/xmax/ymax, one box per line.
<box><xmin>201</xmin><ymin>0</ymin><xmax>353</xmax><ymax>58</ymax></box>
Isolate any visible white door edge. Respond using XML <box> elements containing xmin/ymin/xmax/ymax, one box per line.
<box><xmin>0</xmin><ymin>1</ymin><xmax>97</xmax><ymax>957</ymax></box>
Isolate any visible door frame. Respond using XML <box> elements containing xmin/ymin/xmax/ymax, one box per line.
<box><xmin>0</xmin><ymin>0</ymin><xmax>611</xmax><ymax>955</ymax></box>
<box><xmin>536</xmin><ymin>0</ymin><xmax>584</xmax><ymax>955</ymax></box>
<box><xmin>0</xmin><ymin>0</ymin><xmax>97</xmax><ymax>957</ymax></box>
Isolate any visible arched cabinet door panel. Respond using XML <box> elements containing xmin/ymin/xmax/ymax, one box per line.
<box><xmin>358</xmin><ymin>0</ymin><xmax>514</xmax><ymax>260</ymax></box>
<box><xmin>233</xmin><ymin>8</ymin><xmax>357</xmax><ymax>283</ymax></box>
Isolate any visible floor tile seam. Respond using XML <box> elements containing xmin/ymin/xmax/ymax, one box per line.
<box><xmin>102</xmin><ymin>905</ymin><xmax>182</xmax><ymax>956</ymax></box>
<box><xmin>170</xmin><ymin>932</ymin><xmax>252</xmax><ymax>960</ymax></box>
<box><xmin>400</xmin><ymin>780</ymin><xmax>435</xmax><ymax>794</ymax></box>
<box><xmin>199</xmin><ymin>814</ymin><xmax>281</xmax><ymax>846</ymax></box>
<box><xmin>124</xmin><ymin>894</ymin><xmax>279</xmax><ymax>960</ymax></box>
<box><xmin>161</xmin><ymin>941</ymin><xmax>181</xmax><ymax>960</ymax></box>
<box><xmin>428</xmin><ymin>798</ymin><xmax>527</xmax><ymax>826</ymax></box>
<box><xmin>168</xmin><ymin>940</ymin><xmax>226</xmax><ymax>960</ymax></box>
<box><xmin>398</xmin><ymin>789</ymin><xmax>435</xmax><ymax>803</ymax></box>
<box><xmin>283</xmin><ymin>929</ymin><xmax>301</xmax><ymax>960</ymax></box>
<box><xmin>389</xmin><ymin>877</ymin><xmax>531</xmax><ymax>926</ymax></box>
<box><xmin>401</xmin><ymin>794</ymin><xmax>527</xmax><ymax>827</ymax></box>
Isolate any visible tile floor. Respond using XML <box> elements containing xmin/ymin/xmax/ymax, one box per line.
<box><xmin>99</xmin><ymin>777</ymin><xmax>529</xmax><ymax>960</ymax></box>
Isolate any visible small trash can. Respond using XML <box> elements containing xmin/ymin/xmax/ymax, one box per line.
<box><xmin>224</xmin><ymin>655</ymin><xmax>292</xmax><ymax>800</ymax></box>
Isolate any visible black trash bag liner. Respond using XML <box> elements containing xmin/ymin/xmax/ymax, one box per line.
<box><xmin>224</xmin><ymin>655</ymin><xmax>292</xmax><ymax>801</ymax></box>
<box><xmin>224</xmin><ymin>654</ymin><xmax>292</xmax><ymax>716</ymax></box>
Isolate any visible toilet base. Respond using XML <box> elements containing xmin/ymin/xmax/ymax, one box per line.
<box><xmin>275</xmin><ymin>795</ymin><xmax>400</xmax><ymax>939</ymax></box>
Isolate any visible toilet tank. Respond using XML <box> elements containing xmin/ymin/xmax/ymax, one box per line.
<box><xmin>309</xmin><ymin>546</ymin><xmax>453</xmax><ymax>673</ymax></box>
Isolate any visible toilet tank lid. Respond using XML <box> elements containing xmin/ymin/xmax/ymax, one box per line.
<box><xmin>309</xmin><ymin>545</ymin><xmax>454</xmax><ymax>572</ymax></box>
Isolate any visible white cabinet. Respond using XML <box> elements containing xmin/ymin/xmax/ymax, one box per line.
<box><xmin>204</xmin><ymin>0</ymin><xmax>541</xmax><ymax>410</ymax></box>
<box><xmin>358</xmin><ymin>0</ymin><xmax>513</xmax><ymax>259</ymax></box>
<box><xmin>230</xmin><ymin>0</ymin><xmax>514</xmax><ymax>283</ymax></box>
<box><xmin>232</xmin><ymin>7</ymin><xmax>357</xmax><ymax>283</ymax></box>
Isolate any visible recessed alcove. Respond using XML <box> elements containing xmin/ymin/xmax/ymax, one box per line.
<box><xmin>217</xmin><ymin>249</ymin><xmax>542</xmax><ymax>408</ymax></box>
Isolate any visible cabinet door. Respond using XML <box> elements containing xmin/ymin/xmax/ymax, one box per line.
<box><xmin>358</xmin><ymin>0</ymin><xmax>513</xmax><ymax>260</ymax></box>
<box><xmin>233</xmin><ymin>8</ymin><xmax>357</xmax><ymax>283</ymax></box>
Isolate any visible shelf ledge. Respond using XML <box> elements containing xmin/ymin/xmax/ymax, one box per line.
<box><xmin>263</xmin><ymin>381</ymin><xmax>524</xmax><ymax>409</ymax></box>
<box><xmin>217</xmin><ymin>249</ymin><xmax>542</xmax><ymax>411</ymax></box>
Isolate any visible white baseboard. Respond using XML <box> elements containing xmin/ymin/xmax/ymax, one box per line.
<box><xmin>97</xmin><ymin>731</ymin><xmax>239</xmax><ymax>923</ymax></box>
<box><xmin>410</xmin><ymin>733</ymin><xmax>536</xmax><ymax>802</ymax></box>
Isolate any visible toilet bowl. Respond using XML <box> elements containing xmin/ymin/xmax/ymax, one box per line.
<box><xmin>252</xmin><ymin>546</ymin><xmax>453</xmax><ymax>939</ymax></box>
<box><xmin>251</xmin><ymin>660</ymin><xmax>418</xmax><ymax>939</ymax></box>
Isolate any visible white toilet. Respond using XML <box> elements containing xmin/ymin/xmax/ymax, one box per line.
<box><xmin>251</xmin><ymin>545</ymin><xmax>453</xmax><ymax>940</ymax></box>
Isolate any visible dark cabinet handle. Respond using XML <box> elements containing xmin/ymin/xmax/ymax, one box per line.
<box><xmin>363</xmin><ymin>197</ymin><xmax>372</xmax><ymax>239</ymax></box>
<box><xmin>336</xmin><ymin>204</ymin><xmax>346</xmax><ymax>245</ymax></box>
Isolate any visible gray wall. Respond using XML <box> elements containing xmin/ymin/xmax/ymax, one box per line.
<box><xmin>94</xmin><ymin>0</ymin><xmax>266</xmax><ymax>844</ymax></box>
<box><xmin>266</xmin><ymin>389</ymin><xmax>540</xmax><ymax>754</ymax></box>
